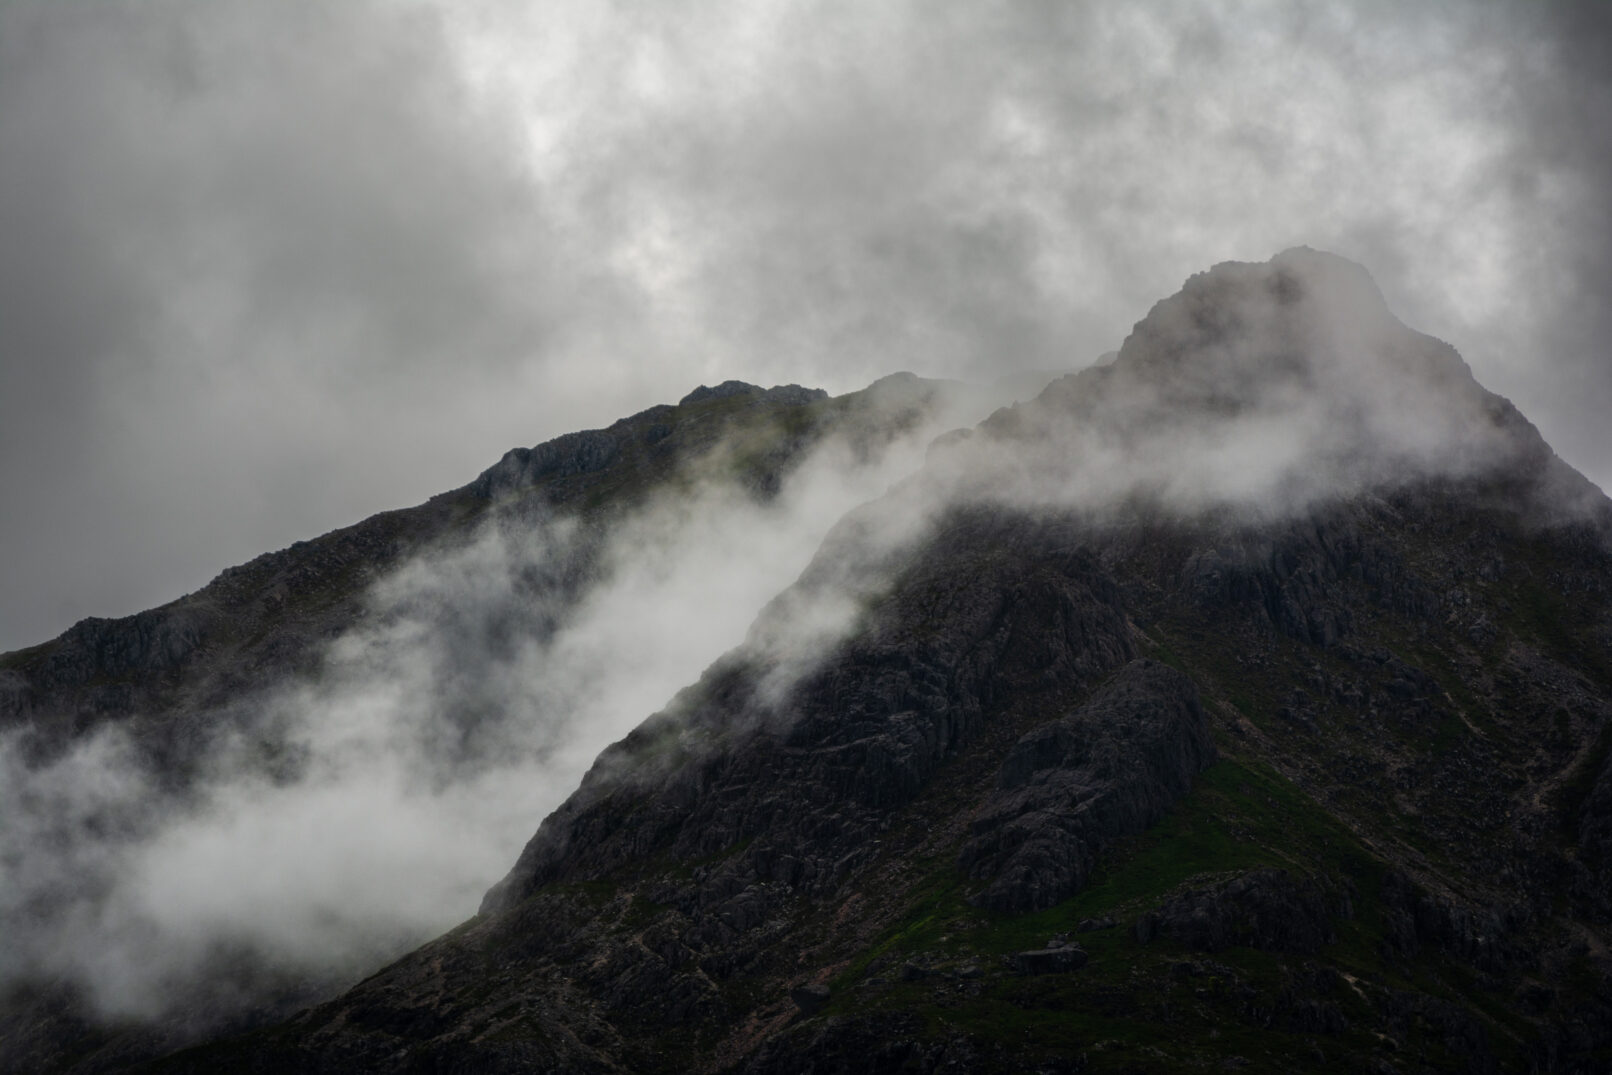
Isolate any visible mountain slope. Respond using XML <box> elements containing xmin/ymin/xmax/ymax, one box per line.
<box><xmin>139</xmin><ymin>250</ymin><xmax>1612</xmax><ymax>1073</ymax></box>
<box><xmin>1</xmin><ymin>372</ymin><xmax>1037</xmax><ymax>1072</ymax></box>
<box><xmin>0</xmin><ymin>375</ymin><xmax>961</xmax><ymax>757</ymax></box>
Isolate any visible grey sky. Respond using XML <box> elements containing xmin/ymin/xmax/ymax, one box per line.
<box><xmin>2</xmin><ymin>0</ymin><xmax>1608</xmax><ymax>651</ymax></box>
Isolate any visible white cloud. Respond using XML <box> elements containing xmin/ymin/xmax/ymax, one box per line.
<box><xmin>0</xmin><ymin>381</ymin><xmax>1010</xmax><ymax>1023</ymax></box>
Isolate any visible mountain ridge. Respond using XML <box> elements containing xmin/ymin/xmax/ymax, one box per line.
<box><xmin>1</xmin><ymin>370</ymin><xmax>1034</xmax><ymax>1071</ymax></box>
<box><xmin>8</xmin><ymin>249</ymin><xmax>1612</xmax><ymax>1073</ymax></box>
<box><xmin>0</xmin><ymin>375</ymin><xmax>967</xmax><ymax>747</ymax></box>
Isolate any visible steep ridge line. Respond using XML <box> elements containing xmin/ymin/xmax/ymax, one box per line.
<box><xmin>139</xmin><ymin>249</ymin><xmax>1612</xmax><ymax>1073</ymax></box>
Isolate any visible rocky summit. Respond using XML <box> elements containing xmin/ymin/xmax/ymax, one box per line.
<box><xmin>6</xmin><ymin>250</ymin><xmax>1612</xmax><ymax>1074</ymax></box>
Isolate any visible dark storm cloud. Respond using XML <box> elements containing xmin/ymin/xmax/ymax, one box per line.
<box><xmin>5</xmin><ymin>0</ymin><xmax>1612</xmax><ymax>1031</ymax></box>
<box><xmin>0</xmin><ymin>0</ymin><xmax>588</xmax><ymax>649</ymax></box>
<box><xmin>2</xmin><ymin>0</ymin><xmax>1609</xmax><ymax>650</ymax></box>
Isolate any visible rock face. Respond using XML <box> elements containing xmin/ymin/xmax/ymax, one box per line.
<box><xmin>1135</xmin><ymin>868</ymin><xmax>1343</xmax><ymax>953</ymax></box>
<box><xmin>482</xmin><ymin>509</ymin><xmax>1142</xmax><ymax>914</ymax></box>
<box><xmin>679</xmin><ymin>380</ymin><xmax>830</xmax><ymax>407</ymax></box>
<box><xmin>0</xmin><ymin>374</ymin><xmax>962</xmax><ymax>756</ymax></box>
<box><xmin>0</xmin><ymin>371</ymin><xmax>998</xmax><ymax>1072</ymax></box>
<box><xmin>960</xmin><ymin>659</ymin><xmax>1216</xmax><ymax>913</ymax></box>
<box><xmin>13</xmin><ymin>250</ymin><xmax>1612</xmax><ymax>1074</ymax></box>
<box><xmin>1574</xmin><ymin>750</ymin><xmax>1612</xmax><ymax>923</ymax></box>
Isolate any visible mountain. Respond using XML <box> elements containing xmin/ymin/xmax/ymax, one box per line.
<box><xmin>9</xmin><ymin>249</ymin><xmax>1612</xmax><ymax>1073</ymax></box>
<box><xmin>0</xmin><ymin>375</ymin><xmax>972</xmax><ymax>757</ymax></box>
<box><xmin>0</xmin><ymin>371</ymin><xmax>1032</xmax><ymax>1071</ymax></box>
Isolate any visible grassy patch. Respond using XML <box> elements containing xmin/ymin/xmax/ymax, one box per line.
<box><xmin>834</xmin><ymin>757</ymin><xmax>1376</xmax><ymax>991</ymax></box>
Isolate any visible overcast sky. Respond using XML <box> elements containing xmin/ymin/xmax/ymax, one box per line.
<box><xmin>1</xmin><ymin>0</ymin><xmax>1608</xmax><ymax>652</ymax></box>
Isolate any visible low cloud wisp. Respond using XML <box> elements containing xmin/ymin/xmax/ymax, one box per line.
<box><xmin>4</xmin><ymin>237</ymin><xmax>1603</xmax><ymax>1049</ymax></box>
<box><xmin>0</xmin><ymin>395</ymin><xmax>995</xmax><ymax>1026</ymax></box>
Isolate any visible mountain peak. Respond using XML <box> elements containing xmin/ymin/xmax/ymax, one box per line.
<box><xmin>11</xmin><ymin>253</ymin><xmax>1612</xmax><ymax>1075</ymax></box>
<box><xmin>971</xmin><ymin>247</ymin><xmax>1578</xmax><ymax>518</ymax></box>
<box><xmin>1120</xmin><ymin>246</ymin><xmax>1419</xmax><ymax>376</ymax></box>
<box><xmin>678</xmin><ymin>380</ymin><xmax>828</xmax><ymax>406</ymax></box>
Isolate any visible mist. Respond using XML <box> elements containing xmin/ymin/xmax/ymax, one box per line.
<box><xmin>713</xmin><ymin>248</ymin><xmax>1609</xmax><ymax>734</ymax></box>
<box><xmin>947</xmin><ymin>249</ymin><xmax>1579</xmax><ymax>519</ymax></box>
<box><xmin>0</xmin><ymin>392</ymin><xmax>990</xmax><ymax>1024</ymax></box>
<box><xmin>2</xmin><ymin>244</ymin><xmax>1599</xmax><ymax>1045</ymax></box>
<box><xmin>4</xmin><ymin>0</ymin><xmax>1612</xmax><ymax>652</ymax></box>
<box><xmin>4</xmin><ymin>0</ymin><xmax>1612</xmax><ymax>1051</ymax></box>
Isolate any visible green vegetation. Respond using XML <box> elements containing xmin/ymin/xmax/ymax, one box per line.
<box><xmin>813</xmin><ymin>715</ymin><xmax>1541</xmax><ymax>1074</ymax></box>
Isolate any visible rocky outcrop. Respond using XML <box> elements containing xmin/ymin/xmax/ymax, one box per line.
<box><xmin>2</xmin><ymin>377</ymin><xmax>869</xmax><ymax>746</ymax></box>
<box><xmin>17</xmin><ymin>252</ymin><xmax>1612</xmax><ymax>1074</ymax></box>
<box><xmin>959</xmin><ymin>659</ymin><xmax>1216</xmax><ymax>912</ymax></box>
<box><xmin>0</xmin><ymin>374</ymin><xmax>985</xmax><ymax>1073</ymax></box>
<box><xmin>1135</xmin><ymin>868</ymin><xmax>1344</xmax><ymax>954</ymax></box>
<box><xmin>471</xmin><ymin>427</ymin><xmax>628</xmax><ymax>499</ymax></box>
<box><xmin>1574</xmin><ymin>743</ymin><xmax>1612</xmax><ymax>922</ymax></box>
<box><xmin>47</xmin><ymin>608</ymin><xmax>211</xmax><ymax>683</ymax></box>
<box><xmin>471</xmin><ymin>383</ymin><xmax>839</xmax><ymax>502</ymax></box>
<box><xmin>1377</xmin><ymin>871</ymin><xmax>1523</xmax><ymax>975</ymax></box>
<box><xmin>1179</xmin><ymin>505</ymin><xmax>1444</xmax><ymax>646</ymax></box>
<box><xmin>679</xmin><ymin>380</ymin><xmax>829</xmax><ymax>407</ymax></box>
<box><xmin>484</xmin><ymin>509</ymin><xmax>1139</xmax><ymax>913</ymax></box>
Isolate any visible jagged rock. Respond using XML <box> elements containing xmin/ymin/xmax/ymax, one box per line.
<box><xmin>50</xmin><ymin>609</ymin><xmax>210</xmax><ymax>682</ymax></box>
<box><xmin>958</xmin><ymin>659</ymin><xmax>1216</xmax><ymax>913</ymax></box>
<box><xmin>1575</xmin><ymin>748</ymin><xmax>1612</xmax><ymax>922</ymax></box>
<box><xmin>679</xmin><ymin>381</ymin><xmax>829</xmax><ymax>407</ymax></box>
<box><xmin>1136</xmin><ymin>869</ymin><xmax>1343</xmax><ymax>954</ymax></box>
<box><xmin>1377</xmin><ymin>871</ymin><xmax>1521</xmax><ymax>973</ymax></box>
<box><xmin>472</xmin><ymin>428</ymin><xmax>624</xmax><ymax>498</ymax></box>
<box><xmin>13</xmin><ymin>250</ymin><xmax>1612</xmax><ymax>1075</ymax></box>
<box><xmin>483</xmin><ymin>510</ymin><xmax>1138</xmax><ymax>913</ymax></box>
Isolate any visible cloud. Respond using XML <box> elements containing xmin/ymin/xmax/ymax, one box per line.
<box><xmin>3</xmin><ymin>1</ymin><xmax>1611</xmax><ymax>651</ymax></box>
<box><xmin>950</xmin><ymin>248</ymin><xmax>1573</xmax><ymax>517</ymax></box>
<box><xmin>10</xmin><ymin>4</ymin><xmax>1609</xmax><ymax>1019</ymax></box>
<box><xmin>0</xmin><ymin>389</ymin><xmax>996</xmax><ymax>1026</ymax></box>
<box><xmin>6</xmin><ymin>0</ymin><xmax>1608</xmax><ymax>1029</ymax></box>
